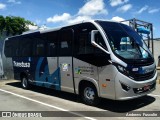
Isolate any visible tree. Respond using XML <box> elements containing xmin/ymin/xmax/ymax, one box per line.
<box><xmin>0</xmin><ymin>16</ymin><xmax>35</xmax><ymax>36</ymax></box>
<box><xmin>0</xmin><ymin>16</ymin><xmax>5</xmax><ymax>35</ymax></box>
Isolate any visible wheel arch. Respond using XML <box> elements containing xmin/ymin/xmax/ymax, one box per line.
<box><xmin>20</xmin><ymin>72</ymin><xmax>28</xmax><ymax>80</ymax></box>
<box><xmin>78</xmin><ymin>79</ymin><xmax>99</xmax><ymax>97</ymax></box>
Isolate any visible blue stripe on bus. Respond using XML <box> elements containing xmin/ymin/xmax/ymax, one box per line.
<box><xmin>35</xmin><ymin>57</ymin><xmax>61</xmax><ymax>90</ymax></box>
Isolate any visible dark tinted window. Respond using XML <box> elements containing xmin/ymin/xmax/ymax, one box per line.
<box><xmin>4</xmin><ymin>37</ymin><xmax>19</xmax><ymax>57</ymax></box>
<box><xmin>5</xmin><ymin>32</ymin><xmax>49</xmax><ymax>57</ymax></box>
<box><xmin>74</xmin><ymin>23</ymin><xmax>110</xmax><ymax>66</ymax></box>
<box><xmin>59</xmin><ymin>29</ymin><xmax>73</xmax><ymax>56</ymax></box>
<box><xmin>44</xmin><ymin>32</ymin><xmax>58</xmax><ymax>57</ymax></box>
<box><xmin>4</xmin><ymin>40</ymin><xmax>12</xmax><ymax>57</ymax></box>
<box><xmin>19</xmin><ymin>37</ymin><xmax>32</xmax><ymax>57</ymax></box>
<box><xmin>32</xmin><ymin>35</ymin><xmax>46</xmax><ymax>57</ymax></box>
<box><xmin>74</xmin><ymin>23</ymin><xmax>97</xmax><ymax>55</ymax></box>
<box><xmin>12</xmin><ymin>38</ymin><xmax>19</xmax><ymax>56</ymax></box>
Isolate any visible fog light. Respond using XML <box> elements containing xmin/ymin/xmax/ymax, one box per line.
<box><xmin>120</xmin><ymin>81</ymin><xmax>130</xmax><ymax>91</ymax></box>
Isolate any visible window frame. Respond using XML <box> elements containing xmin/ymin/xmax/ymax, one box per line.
<box><xmin>44</xmin><ymin>31</ymin><xmax>58</xmax><ymax>57</ymax></box>
<box><xmin>58</xmin><ymin>28</ymin><xmax>74</xmax><ymax>57</ymax></box>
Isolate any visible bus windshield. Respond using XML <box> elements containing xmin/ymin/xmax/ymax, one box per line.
<box><xmin>96</xmin><ymin>21</ymin><xmax>152</xmax><ymax>60</ymax></box>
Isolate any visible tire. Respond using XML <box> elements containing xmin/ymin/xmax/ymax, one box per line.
<box><xmin>81</xmin><ymin>84</ymin><xmax>99</xmax><ymax>106</ymax></box>
<box><xmin>21</xmin><ymin>76</ymin><xmax>30</xmax><ymax>89</ymax></box>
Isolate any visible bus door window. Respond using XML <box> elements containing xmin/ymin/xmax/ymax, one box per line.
<box><xmin>59</xmin><ymin>29</ymin><xmax>73</xmax><ymax>56</ymax></box>
<box><xmin>59</xmin><ymin>29</ymin><xmax>74</xmax><ymax>93</ymax></box>
<box><xmin>74</xmin><ymin>23</ymin><xmax>110</xmax><ymax>66</ymax></box>
<box><xmin>45</xmin><ymin>32</ymin><xmax>58</xmax><ymax>57</ymax></box>
<box><xmin>75</xmin><ymin>24</ymin><xmax>95</xmax><ymax>56</ymax></box>
<box><xmin>74</xmin><ymin>23</ymin><xmax>97</xmax><ymax>64</ymax></box>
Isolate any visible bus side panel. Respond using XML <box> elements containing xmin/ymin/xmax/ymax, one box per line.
<box><xmin>47</xmin><ymin>57</ymin><xmax>60</xmax><ymax>90</ymax></box>
<box><xmin>32</xmin><ymin>57</ymin><xmax>61</xmax><ymax>90</ymax></box>
<box><xmin>59</xmin><ymin>57</ymin><xmax>74</xmax><ymax>93</ymax></box>
<box><xmin>98</xmin><ymin>65</ymin><xmax>117</xmax><ymax>100</ymax></box>
<box><xmin>12</xmin><ymin>57</ymin><xmax>61</xmax><ymax>90</ymax></box>
<box><xmin>12</xmin><ymin>57</ymin><xmax>33</xmax><ymax>79</ymax></box>
<box><xmin>73</xmin><ymin>58</ymin><xmax>99</xmax><ymax>95</ymax></box>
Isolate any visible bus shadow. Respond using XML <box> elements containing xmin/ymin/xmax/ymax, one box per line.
<box><xmin>6</xmin><ymin>81</ymin><xmax>155</xmax><ymax>113</ymax></box>
<box><xmin>6</xmin><ymin>81</ymin><xmax>80</xmax><ymax>102</ymax></box>
<box><xmin>97</xmin><ymin>96</ymin><xmax>155</xmax><ymax>112</ymax></box>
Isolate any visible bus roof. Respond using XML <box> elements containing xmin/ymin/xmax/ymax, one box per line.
<box><xmin>6</xmin><ymin>20</ymin><xmax>120</xmax><ymax>39</ymax></box>
<box><xmin>40</xmin><ymin>19</ymin><xmax>120</xmax><ymax>34</ymax></box>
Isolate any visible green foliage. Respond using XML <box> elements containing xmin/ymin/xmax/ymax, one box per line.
<box><xmin>0</xmin><ymin>16</ymin><xmax>5</xmax><ymax>35</ymax></box>
<box><xmin>0</xmin><ymin>15</ymin><xmax>35</xmax><ymax>36</ymax></box>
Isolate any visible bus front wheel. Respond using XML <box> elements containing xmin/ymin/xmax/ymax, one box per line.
<box><xmin>21</xmin><ymin>76</ymin><xmax>30</xmax><ymax>89</ymax></box>
<box><xmin>81</xmin><ymin>84</ymin><xmax>99</xmax><ymax>106</ymax></box>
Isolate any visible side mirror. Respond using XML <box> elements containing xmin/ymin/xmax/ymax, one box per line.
<box><xmin>91</xmin><ymin>30</ymin><xmax>110</xmax><ymax>54</ymax></box>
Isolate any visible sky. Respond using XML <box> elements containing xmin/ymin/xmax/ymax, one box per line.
<box><xmin>0</xmin><ymin>0</ymin><xmax>160</xmax><ymax>38</ymax></box>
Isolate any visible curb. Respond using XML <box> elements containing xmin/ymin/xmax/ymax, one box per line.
<box><xmin>157</xmin><ymin>79</ymin><xmax>160</xmax><ymax>84</ymax></box>
<box><xmin>157</xmin><ymin>67</ymin><xmax>160</xmax><ymax>70</ymax></box>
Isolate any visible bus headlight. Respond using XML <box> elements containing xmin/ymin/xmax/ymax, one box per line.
<box><xmin>117</xmin><ymin>65</ymin><xmax>125</xmax><ymax>72</ymax></box>
<box><xmin>117</xmin><ymin>65</ymin><xmax>129</xmax><ymax>75</ymax></box>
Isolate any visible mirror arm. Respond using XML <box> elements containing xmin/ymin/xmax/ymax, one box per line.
<box><xmin>91</xmin><ymin>30</ymin><xmax>110</xmax><ymax>55</ymax></box>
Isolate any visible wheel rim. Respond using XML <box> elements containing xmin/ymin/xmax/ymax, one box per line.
<box><xmin>84</xmin><ymin>87</ymin><xmax>95</xmax><ymax>101</ymax></box>
<box><xmin>22</xmin><ymin>78</ymin><xmax>27</xmax><ymax>88</ymax></box>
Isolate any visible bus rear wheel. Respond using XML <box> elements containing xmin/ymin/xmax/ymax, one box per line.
<box><xmin>81</xmin><ymin>84</ymin><xmax>99</xmax><ymax>106</ymax></box>
<box><xmin>21</xmin><ymin>76</ymin><xmax>30</xmax><ymax>89</ymax></box>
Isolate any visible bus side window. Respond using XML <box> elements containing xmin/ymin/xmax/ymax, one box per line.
<box><xmin>19</xmin><ymin>37</ymin><xmax>32</xmax><ymax>57</ymax></box>
<box><xmin>48</xmin><ymin>43</ymin><xmax>56</xmax><ymax>56</ymax></box>
<box><xmin>59</xmin><ymin>29</ymin><xmax>73</xmax><ymax>56</ymax></box>
<box><xmin>95</xmin><ymin>32</ymin><xmax>108</xmax><ymax>50</ymax></box>
<box><xmin>36</xmin><ymin>39</ymin><xmax>45</xmax><ymax>56</ymax></box>
<box><xmin>36</xmin><ymin>44</ymin><xmax>44</xmax><ymax>56</ymax></box>
<box><xmin>13</xmin><ymin>38</ymin><xmax>19</xmax><ymax>56</ymax></box>
<box><xmin>74</xmin><ymin>23</ymin><xmax>110</xmax><ymax>66</ymax></box>
<box><xmin>4</xmin><ymin>40</ymin><xmax>12</xmax><ymax>57</ymax></box>
<box><xmin>5</xmin><ymin>38</ymin><xmax>19</xmax><ymax>57</ymax></box>
<box><xmin>45</xmin><ymin>32</ymin><xmax>58</xmax><ymax>57</ymax></box>
<box><xmin>32</xmin><ymin>35</ymin><xmax>46</xmax><ymax>57</ymax></box>
<box><xmin>75</xmin><ymin>23</ymin><xmax>96</xmax><ymax>56</ymax></box>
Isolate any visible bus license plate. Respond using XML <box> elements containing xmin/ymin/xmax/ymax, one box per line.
<box><xmin>144</xmin><ymin>85</ymin><xmax>150</xmax><ymax>90</ymax></box>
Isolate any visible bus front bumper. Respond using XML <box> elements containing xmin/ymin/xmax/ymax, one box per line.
<box><xmin>114</xmin><ymin>71</ymin><xmax>157</xmax><ymax>100</ymax></box>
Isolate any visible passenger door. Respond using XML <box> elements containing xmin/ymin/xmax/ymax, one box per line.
<box><xmin>45</xmin><ymin>32</ymin><xmax>60</xmax><ymax>90</ymax></box>
<box><xmin>32</xmin><ymin>36</ymin><xmax>48</xmax><ymax>86</ymax></box>
<box><xmin>58</xmin><ymin>29</ymin><xmax>75</xmax><ymax>93</ymax></box>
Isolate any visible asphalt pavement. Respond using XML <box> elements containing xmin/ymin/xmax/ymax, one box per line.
<box><xmin>0</xmin><ymin>79</ymin><xmax>160</xmax><ymax>120</ymax></box>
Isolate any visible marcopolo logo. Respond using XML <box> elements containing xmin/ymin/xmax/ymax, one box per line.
<box><xmin>13</xmin><ymin>61</ymin><xmax>30</xmax><ymax>68</ymax></box>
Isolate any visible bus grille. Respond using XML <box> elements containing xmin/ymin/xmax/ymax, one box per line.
<box><xmin>127</xmin><ymin>59</ymin><xmax>154</xmax><ymax>67</ymax></box>
<box><xmin>129</xmin><ymin>70</ymin><xmax>156</xmax><ymax>81</ymax></box>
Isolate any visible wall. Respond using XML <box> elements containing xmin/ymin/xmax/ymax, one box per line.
<box><xmin>153</xmin><ymin>39</ymin><xmax>160</xmax><ymax>66</ymax></box>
